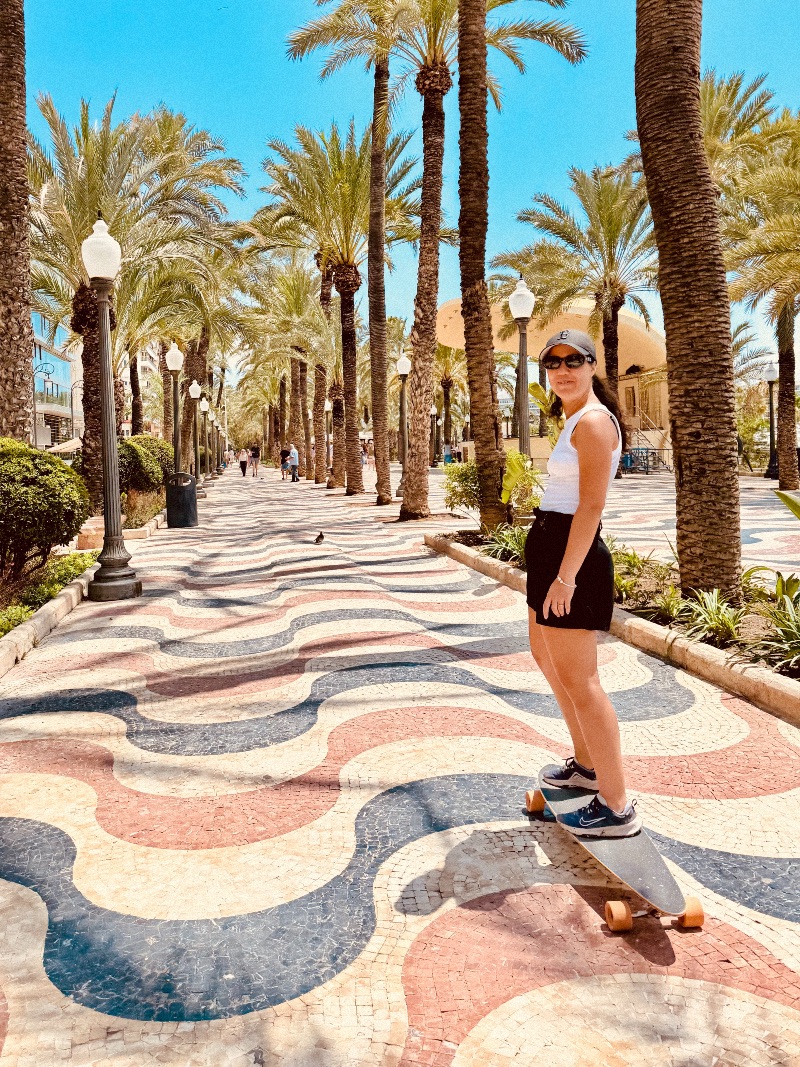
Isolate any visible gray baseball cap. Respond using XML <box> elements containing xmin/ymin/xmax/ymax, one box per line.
<box><xmin>540</xmin><ymin>328</ymin><xmax>597</xmax><ymax>362</ymax></box>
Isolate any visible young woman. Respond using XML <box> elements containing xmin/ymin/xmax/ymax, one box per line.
<box><xmin>526</xmin><ymin>328</ymin><xmax>640</xmax><ymax>838</ymax></box>
<box><xmin>238</xmin><ymin>447</ymin><xmax>248</xmax><ymax>477</ymax></box>
<box><xmin>250</xmin><ymin>443</ymin><xmax>260</xmax><ymax>478</ymax></box>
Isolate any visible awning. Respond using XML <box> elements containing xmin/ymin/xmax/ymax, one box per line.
<box><xmin>47</xmin><ymin>438</ymin><xmax>82</xmax><ymax>453</ymax></box>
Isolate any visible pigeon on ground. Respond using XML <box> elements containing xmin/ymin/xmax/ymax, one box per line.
<box><xmin>314</xmin><ymin>532</ymin><xmax>324</xmax><ymax>544</ymax></box>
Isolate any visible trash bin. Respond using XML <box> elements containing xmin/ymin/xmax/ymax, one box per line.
<box><xmin>166</xmin><ymin>472</ymin><xmax>198</xmax><ymax>528</ymax></box>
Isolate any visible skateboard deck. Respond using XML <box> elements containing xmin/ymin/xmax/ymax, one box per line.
<box><xmin>526</xmin><ymin>765</ymin><xmax>703</xmax><ymax>930</ymax></box>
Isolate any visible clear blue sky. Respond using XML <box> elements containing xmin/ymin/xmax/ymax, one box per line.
<box><xmin>26</xmin><ymin>0</ymin><xmax>799</xmax><ymax>348</ymax></box>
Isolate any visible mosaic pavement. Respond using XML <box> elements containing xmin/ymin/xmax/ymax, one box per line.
<box><xmin>603</xmin><ymin>472</ymin><xmax>800</xmax><ymax>574</ymax></box>
<box><xmin>0</xmin><ymin>468</ymin><xmax>799</xmax><ymax>1065</ymax></box>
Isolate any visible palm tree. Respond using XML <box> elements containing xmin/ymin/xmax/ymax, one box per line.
<box><xmin>728</xmin><ymin>152</ymin><xmax>800</xmax><ymax>490</ymax></box>
<box><xmin>289</xmin><ymin>0</ymin><xmax>404</xmax><ymax>504</ymax></box>
<box><xmin>492</xmin><ymin>167</ymin><xmax>656</xmax><ymax>395</ymax></box>
<box><xmin>399</xmin><ymin>0</ymin><xmax>587</xmax><ymax>519</ymax></box>
<box><xmin>433</xmin><ymin>342</ymin><xmax>467</xmax><ymax>449</ymax></box>
<box><xmin>258</xmin><ymin>121</ymin><xmax>418</xmax><ymax>494</ymax></box>
<box><xmin>634</xmin><ymin>0</ymin><xmax>741</xmax><ymax>598</ymax></box>
<box><xmin>0</xmin><ymin>0</ymin><xmax>33</xmax><ymax>441</ymax></box>
<box><xmin>731</xmin><ymin>321</ymin><xmax>773</xmax><ymax>383</ymax></box>
<box><xmin>28</xmin><ymin>96</ymin><xmax>243</xmax><ymax>509</ymax></box>
<box><xmin>457</xmin><ymin>0</ymin><xmax>502</xmax><ymax>527</ymax></box>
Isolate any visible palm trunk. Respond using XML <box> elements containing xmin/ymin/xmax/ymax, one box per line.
<box><xmin>159</xmin><ymin>341</ymin><xmax>172</xmax><ymax>442</ymax></box>
<box><xmin>635</xmin><ymin>0</ymin><xmax>741</xmax><ymax>598</ymax></box>
<box><xmin>215</xmin><ymin>367</ymin><xmax>225</xmax><ymax>409</ymax></box>
<box><xmin>401</xmin><ymin>70</ymin><xmax>451</xmax><ymax>520</ymax></box>
<box><xmin>443</xmin><ymin>380</ymin><xmax>452</xmax><ymax>448</ymax></box>
<box><xmin>266</xmin><ymin>402</ymin><xmax>275</xmax><ymax>460</ymax></box>
<box><xmin>289</xmin><ymin>357</ymin><xmax>304</xmax><ymax>470</ymax></box>
<box><xmin>333</xmin><ymin>264</ymin><xmax>364</xmax><ymax>494</ymax></box>
<box><xmin>129</xmin><ymin>353</ymin><xmax>144</xmax><ymax>436</ymax></box>
<box><xmin>180</xmin><ymin>330</ymin><xmax>208</xmax><ymax>471</ymax></box>
<box><xmin>313</xmin><ymin>362</ymin><xmax>327</xmax><ymax>483</ymax></box>
<box><xmin>328</xmin><ymin>379</ymin><xmax>346</xmax><ymax>488</ymax></box>
<box><xmin>300</xmin><ymin>359</ymin><xmax>313</xmax><ymax>480</ymax></box>
<box><xmin>458</xmin><ymin>0</ymin><xmax>505</xmax><ymax>528</ymax></box>
<box><xmin>271</xmin><ymin>405</ymin><xmax>281</xmax><ymax>464</ymax></box>
<box><xmin>279</xmin><ymin>373</ymin><xmax>287</xmax><ymax>446</ymax></box>
<box><xmin>71</xmin><ymin>283</ymin><xmax>103</xmax><ymax>513</ymax></box>
<box><xmin>776</xmin><ymin>303</ymin><xmax>800</xmax><ymax>491</ymax></box>
<box><xmin>601</xmin><ymin>294</ymin><xmax>624</xmax><ymax>394</ymax></box>
<box><xmin>0</xmin><ymin>0</ymin><xmax>34</xmax><ymax>442</ymax></box>
<box><xmin>368</xmin><ymin>55</ymin><xmax>393</xmax><ymax>505</ymax></box>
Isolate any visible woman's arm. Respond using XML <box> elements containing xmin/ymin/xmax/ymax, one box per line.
<box><xmin>542</xmin><ymin>411</ymin><xmax>618</xmax><ymax>619</ymax></box>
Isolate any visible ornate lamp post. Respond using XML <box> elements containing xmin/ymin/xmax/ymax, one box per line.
<box><xmin>164</xmin><ymin>342</ymin><xmax>197</xmax><ymax>527</ymax></box>
<box><xmin>215</xmin><ymin>412</ymin><xmax>225</xmax><ymax>473</ymax></box>
<box><xmin>396</xmin><ymin>354</ymin><xmax>411</xmax><ymax>498</ymax></box>
<box><xmin>508</xmin><ymin>277</ymin><xmax>536</xmax><ymax>456</ymax></box>
<box><xmin>436</xmin><ymin>417</ymin><xmax>442</xmax><ymax>464</ymax></box>
<box><xmin>429</xmin><ymin>404</ymin><xmax>437</xmax><ymax>467</ymax></box>
<box><xmin>324</xmin><ymin>399</ymin><xmax>332</xmax><ymax>468</ymax></box>
<box><xmin>764</xmin><ymin>361</ymin><xmax>779</xmax><ymax>480</ymax></box>
<box><xmin>188</xmin><ymin>380</ymin><xmax>206</xmax><ymax>499</ymax></box>
<box><xmin>199</xmin><ymin>397</ymin><xmax>212</xmax><ymax>483</ymax></box>
<box><xmin>80</xmin><ymin>218</ymin><xmax>142</xmax><ymax>602</ymax></box>
<box><xmin>208</xmin><ymin>412</ymin><xmax>217</xmax><ymax>477</ymax></box>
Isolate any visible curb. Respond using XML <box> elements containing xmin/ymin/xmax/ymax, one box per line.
<box><xmin>0</xmin><ymin>563</ymin><xmax>99</xmax><ymax>680</ymax></box>
<box><xmin>424</xmin><ymin>533</ymin><xmax>800</xmax><ymax>728</ymax></box>
<box><xmin>123</xmin><ymin>509</ymin><xmax>167</xmax><ymax>540</ymax></box>
<box><xmin>1</xmin><ymin>508</ymin><xmax>170</xmax><ymax>682</ymax></box>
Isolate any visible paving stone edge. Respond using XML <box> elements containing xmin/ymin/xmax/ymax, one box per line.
<box><xmin>0</xmin><ymin>509</ymin><xmax>168</xmax><ymax>681</ymax></box>
<box><xmin>424</xmin><ymin>532</ymin><xmax>800</xmax><ymax>729</ymax></box>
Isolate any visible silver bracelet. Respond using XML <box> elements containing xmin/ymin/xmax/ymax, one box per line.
<box><xmin>556</xmin><ymin>575</ymin><xmax>577</xmax><ymax>589</ymax></box>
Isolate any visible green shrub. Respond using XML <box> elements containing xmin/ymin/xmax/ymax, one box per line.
<box><xmin>747</xmin><ymin>595</ymin><xmax>800</xmax><ymax>676</ymax></box>
<box><xmin>0</xmin><ymin>604</ymin><xmax>34</xmax><ymax>637</ymax></box>
<box><xmin>480</xmin><ymin>524</ymin><xmax>529</xmax><ymax>567</ymax></box>
<box><xmin>0</xmin><ymin>437</ymin><xmax>90</xmax><ymax>582</ymax></box>
<box><xmin>118</xmin><ymin>439</ymin><xmax>163</xmax><ymax>494</ymax></box>
<box><xmin>683</xmin><ymin>589</ymin><xmax>745</xmax><ymax>648</ymax></box>
<box><xmin>503</xmin><ymin>451</ymin><xmax>543</xmax><ymax>514</ymax></box>
<box><xmin>443</xmin><ymin>460</ymin><xmax>481</xmax><ymax>513</ymax></box>
<box><xmin>123</xmin><ymin>490</ymin><xmax>166</xmax><ymax>529</ymax></box>
<box><xmin>19</xmin><ymin>551</ymin><xmax>99</xmax><ymax>610</ymax></box>
<box><xmin>129</xmin><ymin>435</ymin><xmax>174</xmax><ymax>485</ymax></box>
<box><xmin>636</xmin><ymin>585</ymin><xmax>687</xmax><ymax>625</ymax></box>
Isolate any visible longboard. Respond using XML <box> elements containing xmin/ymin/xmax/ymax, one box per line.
<box><xmin>525</xmin><ymin>766</ymin><xmax>704</xmax><ymax>932</ymax></box>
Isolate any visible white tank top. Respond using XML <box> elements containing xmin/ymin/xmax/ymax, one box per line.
<box><xmin>539</xmin><ymin>401</ymin><xmax>622</xmax><ymax>516</ymax></box>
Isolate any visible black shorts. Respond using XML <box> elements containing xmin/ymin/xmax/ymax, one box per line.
<box><xmin>524</xmin><ymin>510</ymin><xmax>614</xmax><ymax>631</ymax></box>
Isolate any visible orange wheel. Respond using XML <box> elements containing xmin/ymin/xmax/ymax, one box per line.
<box><xmin>525</xmin><ymin>789</ymin><xmax>546</xmax><ymax>814</ymax></box>
<box><xmin>605</xmin><ymin>900</ymin><xmax>634</xmax><ymax>932</ymax></box>
<box><xmin>677</xmin><ymin>896</ymin><xmax>705</xmax><ymax>929</ymax></box>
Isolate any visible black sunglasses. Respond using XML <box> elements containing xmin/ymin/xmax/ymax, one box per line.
<box><xmin>541</xmin><ymin>352</ymin><xmax>597</xmax><ymax>370</ymax></box>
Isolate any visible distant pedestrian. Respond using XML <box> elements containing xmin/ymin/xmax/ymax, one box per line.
<box><xmin>288</xmin><ymin>443</ymin><xmax>300</xmax><ymax>482</ymax></box>
<box><xmin>238</xmin><ymin>447</ymin><xmax>248</xmax><ymax>476</ymax></box>
<box><xmin>251</xmin><ymin>443</ymin><xmax>260</xmax><ymax>477</ymax></box>
<box><xmin>280</xmin><ymin>447</ymin><xmax>290</xmax><ymax>480</ymax></box>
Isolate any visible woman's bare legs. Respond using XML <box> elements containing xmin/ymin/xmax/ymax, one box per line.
<box><xmin>528</xmin><ymin>609</ymin><xmax>592</xmax><ymax>768</ymax></box>
<box><xmin>537</xmin><ymin>622</ymin><xmax>627</xmax><ymax>812</ymax></box>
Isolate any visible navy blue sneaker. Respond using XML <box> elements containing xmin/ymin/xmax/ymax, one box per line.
<box><xmin>558</xmin><ymin>795</ymin><xmax>642</xmax><ymax>838</ymax></box>
<box><xmin>541</xmin><ymin>758</ymin><xmax>598</xmax><ymax>791</ymax></box>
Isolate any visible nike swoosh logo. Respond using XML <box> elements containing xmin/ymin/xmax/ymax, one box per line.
<box><xmin>578</xmin><ymin>815</ymin><xmax>606</xmax><ymax>826</ymax></box>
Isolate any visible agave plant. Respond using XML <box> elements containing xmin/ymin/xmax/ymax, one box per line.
<box><xmin>636</xmin><ymin>584</ymin><xmax>687</xmax><ymax>626</ymax></box>
<box><xmin>747</xmin><ymin>595</ymin><xmax>800</xmax><ymax>676</ymax></box>
<box><xmin>480</xmin><ymin>523</ymin><xmax>529</xmax><ymax>568</ymax></box>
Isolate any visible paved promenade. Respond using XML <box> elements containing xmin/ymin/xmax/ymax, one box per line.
<box><xmin>0</xmin><ymin>469</ymin><xmax>799</xmax><ymax>1065</ymax></box>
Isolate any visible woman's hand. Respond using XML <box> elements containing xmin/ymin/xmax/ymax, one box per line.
<box><xmin>542</xmin><ymin>577</ymin><xmax>574</xmax><ymax>619</ymax></box>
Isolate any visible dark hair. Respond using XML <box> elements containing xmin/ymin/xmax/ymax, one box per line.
<box><xmin>550</xmin><ymin>376</ymin><xmax>628</xmax><ymax>453</ymax></box>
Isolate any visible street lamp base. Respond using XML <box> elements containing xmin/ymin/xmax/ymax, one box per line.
<box><xmin>765</xmin><ymin>452</ymin><xmax>779</xmax><ymax>479</ymax></box>
<box><xmin>196</xmin><ymin>486</ymin><xmax>207</xmax><ymax>499</ymax></box>
<box><xmin>88</xmin><ymin>572</ymin><xmax>143</xmax><ymax>602</ymax></box>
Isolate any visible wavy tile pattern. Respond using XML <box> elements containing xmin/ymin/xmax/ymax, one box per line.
<box><xmin>0</xmin><ymin>469</ymin><xmax>798</xmax><ymax>1065</ymax></box>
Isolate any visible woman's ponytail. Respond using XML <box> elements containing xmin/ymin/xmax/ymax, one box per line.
<box><xmin>591</xmin><ymin>376</ymin><xmax>628</xmax><ymax>453</ymax></box>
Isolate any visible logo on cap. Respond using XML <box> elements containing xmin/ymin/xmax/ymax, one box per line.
<box><xmin>559</xmin><ymin>330</ymin><xmax>569</xmax><ymax>339</ymax></box>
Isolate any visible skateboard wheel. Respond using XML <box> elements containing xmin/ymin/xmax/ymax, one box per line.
<box><xmin>525</xmin><ymin>789</ymin><xmax>546</xmax><ymax>814</ymax></box>
<box><xmin>605</xmin><ymin>900</ymin><xmax>634</xmax><ymax>932</ymax></box>
<box><xmin>677</xmin><ymin>896</ymin><xmax>705</xmax><ymax>929</ymax></box>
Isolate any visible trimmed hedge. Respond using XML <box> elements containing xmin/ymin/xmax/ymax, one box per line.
<box><xmin>118</xmin><ymin>439</ymin><xmax>163</xmax><ymax>494</ymax></box>
<box><xmin>129</xmin><ymin>435</ymin><xmax>174</xmax><ymax>485</ymax></box>
<box><xmin>0</xmin><ymin>437</ymin><xmax>90</xmax><ymax>581</ymax></box>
